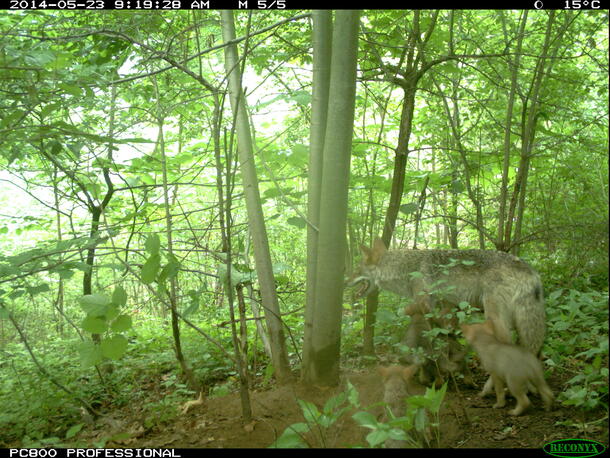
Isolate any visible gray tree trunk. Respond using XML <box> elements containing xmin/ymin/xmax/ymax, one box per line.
<box><xmin>302</xmin><ymin>10</ymin><xmax>332</xmax><ymax>382</ymax></box>
<box><xmin>220</xmin><ymin>10</ymin><xmax>291</xmax><ymax>383</ymax></box>
<box><xmin>303</xmin><ymin>10</ymin><xmax>360</xmax><ymax>386</ymax></box>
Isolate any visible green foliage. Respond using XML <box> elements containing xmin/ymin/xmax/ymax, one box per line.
<box><xmin>0</xmin><ymin>342</ymin><xmax>91</xmax><ymax>444</ymax></box>
<box><xmin>142</xmin><ymin>375</ymin><xmax>194</xmax><ymax>430</ymax></box>
<box><xmin>76</xmin><ymin>286</ymin><xmax>132</xmax><ymax>366</ymax></box>
<box><xmin>545</xmin><ymin>289</ymin><xmax>609</xmax><ymax>412</ymax></box>
<box><xmin>270</xmin><ymin>380</ymin><xmax>446</xmax><ymax>448</ymax></box>
<box><xmin>353</xmin><ymin>382</ymin><xmax>446</xmax><ymax>448</ymax></box>
<box><xmin>140</xmin><ymin>235</ymin><xmax>181</xmax><ymax>292</ymax></box>
<box><xmin>269</xmin><ymin>382</ymin><xmax>356</xmax><ymax>448</ymax></box>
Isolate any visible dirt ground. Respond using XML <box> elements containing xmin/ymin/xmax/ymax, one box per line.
<box><xmin>77</xmin><ymin>367</ymin><xmax>608</xmax><ymax>450</ymax></box>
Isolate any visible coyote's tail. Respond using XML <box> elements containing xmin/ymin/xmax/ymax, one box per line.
<box><xmin>514</xmin><ymin>281</ymin><xmax>546</xmax><ymax>356</ymax></box>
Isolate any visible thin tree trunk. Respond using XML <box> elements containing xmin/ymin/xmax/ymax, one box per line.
<box><xmin>212</xmin><ymin>75</ymin><xmax>252</xmax><ymax>422</ymax></box>
<box><xmin>220</xmin><ymin>10</ymin><xmax>291</xmax><ymax>383</ymax></box>
<box><xmin>505</xmin><ymin>11</ymin><xmax>557</xmax><ymax>254</ymax></box>
<box><xmin>52</xmin><ymin>167</ymin><xmax>65</xmax><ymax>336</ymax></box>
<box><xmin>153</xmin><ymin>76</ymin><xmax>197</xmax><ymax>389</ymax></box>
<box><xmin>303</xmin><ymin>10</ymin><xmax>360</xmax><ymax>386</ymax></box>
<box><xmin>497</xmin><ymin>10</ymin><xmax>528</xmax><ymax>252</ymax></box>
<box><xmin>302</xmin><ymin>9</ymin><xmax>332</xmax><ymax>382</ymax></box>
<box><xmin>363</xmin><ymin>84</ymin><xmax>416</xmax><ymax>356</ymax></box>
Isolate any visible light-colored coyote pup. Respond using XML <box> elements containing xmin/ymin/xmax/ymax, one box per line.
<box><xmin>461</xmin><ymin>320</ymin><xmax>554</xmax><ymax>416</ymax></box>
<box><xmin>349</xmin><ymin>237</ymin><xmax>545</xmax><ymax>358</ymax></box>
<box><xmin>378</xmin><ymin>365</ymin><xmax>422</xmax><ymax>448</ymax></box>
<box><xmin>379</xmin><ymin>365</ymin><xmax>418</xmax><ymax>419</ymax></box>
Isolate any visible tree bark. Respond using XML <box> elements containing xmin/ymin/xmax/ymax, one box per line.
<box><xmin>220</xmin><ymin>10</ymin><xmax>291</xmax><ymax>383</ymax></box>
<box><xmin>303</xmin><ymin>10</ymin><xmax>360</xmax><ymax>386</ymax></box>
<box><xmin>302</xmin><ymin>9</ymin><xmax>332</xmax><ymax>383</ymax></box>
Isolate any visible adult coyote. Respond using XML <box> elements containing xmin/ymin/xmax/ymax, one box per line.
<box><xmin>349</xmin><ymin>238</ymin><xmax>546</xmax><ymax>386</ymax></box>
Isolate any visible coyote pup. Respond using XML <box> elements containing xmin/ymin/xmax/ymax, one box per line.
<box><xmin>461</xmin><ymin>320</ymin><xmax>554</xmax><ymax>416</ymax></box>
<box><xmin>378</xmin><ymin>365</ymin><xmax>420</xmax><ymax>448</ymax></box>
<box><xmin>401</xmin><ymin>302</ymin><xmax>470</xmax><ymax>387</ymax></box>
<box><xmin>379</xmin><ymin>365</ymin><xmax>418</xmax><ymax>418</ymax></box>
<box><xmin>349</xmin><ymin>238</ymin><xmax>546</xmax><ymax>356</ymax></box>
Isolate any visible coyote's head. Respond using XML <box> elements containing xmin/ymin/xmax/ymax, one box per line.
<box><xmin>460</xmin><ymin>319</ymin><xmax>496</xmax><ymax>344</ymax></box>
<box><xmin>346</xmin><ymin>237</ymin><xmax>387</xmax><ymax>298</ymax></box>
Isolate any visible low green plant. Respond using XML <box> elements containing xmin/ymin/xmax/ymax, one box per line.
<box><xmin>269</xmin><ymin>379</ymin><xmax>446</xmax><ymax>448</ymax></box>
<box><xmin>545</xmin><ymin>289</ymin><xmax>609</xmax><ymax>412</ymax></box>
<box><xmin>269</xmin><ymin>383</ymin><xmax>356</xmax><ymax>448</ymax></box>
<box><xmin>352</xmin><ymin>382</ymin><xmax>447</xmax><ymax>448</ymax></box>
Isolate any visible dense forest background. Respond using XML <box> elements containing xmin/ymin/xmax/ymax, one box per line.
<box><xmin>0</xmin><ymin>10</ymin><xmax>607</xmax><ymax>449</ymax></box>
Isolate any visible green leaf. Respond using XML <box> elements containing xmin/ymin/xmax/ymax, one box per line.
<box><xmin>218</xmin><ymin>263</ymin><xmax>252</xmax><ymax>287</ymax></box>
<box><xmin>145</xmin><ymin>234</ymin><xmax>161</xmax><ymax>255</ymax></box>
<box><xmin>413</xmin><ymin>408</ymin><xmax>428</xmax><ymax>433</ymax></box>
<box><xmin>77</xmin><ymin>341</ymin><xmax>103</xmax><ymax>367</ymax></box>
<box><xmin>548</xmin><ymin>289</ymin><xmax>563</xmax><ymax>302</ymax></box>
<box><xmin>105</xmin><ymin>304</ymin><xmax>120</xmax><ymax>321</ymax></box>
<box><xmin>59</xmin><ymin>83</ymin><xmax>82</xmax><ymax>97</ymax></box>
<box><xmin>27</xmin><ymin>49</ymin><xmax>55</xmax><ymax>67</ymax></box>
<box><xmin>0</xmin><ymin>263</ymin><xmax>19</xmax><ymax>278</ymax></box>
<box><xmin>387</xmin><ymin>427</ymin><xmax>409</xmax><ymax>441</ymax></box>
<box><xmin>101</xmin><ymin>334</ymin><xmax>128</xmax><ymax>360</ymax></box>
<box><xmin>56</xmin><ymin>268</ymin><xmax>75</xmax><ymax>280</ymax></box>
<box><xmin>450</xmin><ymin>179</ymin><xmax>465</xmax><ymax>194</ymax></box>
<box><xmin>183</xmin><ymin>293</ymin><xmax>200</xmax><ymax>317</ymax></box>
<box><xmin>268</xmin><ymin>423</ymin><xmax>309</xmax><ymax>448</ymax></box>
<box><xmin>158</xmin><ymin>259</ymin><xmax>181</xmax><ymax>283</ymax></box>
<box><xmin>399</xmin><ymin>202</ymin><xmax>418</xmax><ymax>215</ymax></box>
<box><xmin>346</xmin><ymin>381</ymin><xmax>360</xmax><ymax>407</ymax></box>
<box><xmin>287</xmin><ymin>216</ymin><xmax>306</xmax><ymax>229</ymax></box>
<box><xmin>112</xmin><ymin>286</ymin><xmax>127</xmax><ymax>307</ymax></box>
<box><xmin>111</xmin><ymin>314</ymin><xmax>132</xmax><ymax>333</ymax></box>
<box><xmin>141</xmin><ymin>254</ymin><xmax>161</xmax><ymax>284</ymax></box>
<box><xmin>297</xmin><ymin>400</ymin><xmax>320</xmax><ymax>425</ymax></box>
<box><xmin>78</xmin><ymin>293</ymin><xmax>110</xmax><ymax>316</ymax></box>
<box><xmin>323</xmin><ymin>392</ymin><xmax>346</xmax><ymax>414</ymax></box>
<box><xmin>27</xmin><ymin>284</ymin><xmax>50</xmax><ymax>295</ymax></box>
<box><xmin>65</xmin><ymin>423</ymin><xmax>84</xmax><ymax>439</ymax></box>
<box><xmin>287</xmin><ymin>144</ymin><xmax>308</xmax><ymax>168</ymax></box>
<box><xmin>290</xmin><ymin>90</ymin><xmax>311</xmax><ymax>107</ymax></box>
<box><xmin>140</xmin><ymin>174</ymin><xmax>156</xmax><ymax>185</ymax></box>
<box><xmin>82</xmin><ymin>315</ymin><xmax>108</xmax><ymax>334</ymax></box>
<box><xmin>40</xmin><ymin>102</ymin><xmax>62</xmax><ymax>119</ymax></box>
<box><xmin>365</xmin><ymin>429</ymin><xmax>389</xmax><ymax>447</ymax></box>
<box><xmin>79</xmin><ymin>293</ymin><xmax>110</xmax><ymax>307</ymax></box>
<box><xmin>352</xmin><ymin>411</ymin><xmax>378</xmax><ymax>429</ymax></box>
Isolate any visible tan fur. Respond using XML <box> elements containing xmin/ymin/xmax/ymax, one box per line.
<box><xmin>379</xmin><ymin>365</ymin><xmax>418</xmax><ymax>417</ymax></box>
<box><xmin>378</xmin><ymin>365</ymin><xmax>419</xmax><ymax>448</ymax></box>
<box><xmin>461</xmin><ymin>320</ymin><xmax>554</xmax><ymax>416</ymax></box>
<box><xmin>401</xmin><ymin>303</ymin><xmax>471</xmax><ymax>386</ymax></box>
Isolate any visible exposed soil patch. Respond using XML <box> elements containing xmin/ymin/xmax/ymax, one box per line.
<box><xmin>75</xmin><ymin>368</ymin><xmax>608</xmax><ymax>449</ymax></box>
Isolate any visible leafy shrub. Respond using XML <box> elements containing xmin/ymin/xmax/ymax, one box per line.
<box><xmin>545</xmin><ymin>289</ymin><xmax>609</xmax><ymax>411</ymax></box>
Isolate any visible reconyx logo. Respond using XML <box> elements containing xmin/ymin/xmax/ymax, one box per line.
<box><xmin>544</xmin><ymin>439</ymin><xmax>606</xmax><ymax>458</ymax></box>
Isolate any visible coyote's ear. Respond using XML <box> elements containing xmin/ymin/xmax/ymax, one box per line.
<box><xmin>359</xmin><ymin>244</ymin><xmax>373</xmax><ymax>264</ymax></box>
<box><xmin>371</xmin><ymin>237</ymin><xmax>387</xmax><ymax>263</ymax></box>
<box><xmin>402</xmin><ymin>365</ymin><xmax>418</xmax><ymax>380</ymax></box>
<box><xmin>483</xmin><ymin>319</ymin><xmax>496</xmax><ymax>335</ymax></box>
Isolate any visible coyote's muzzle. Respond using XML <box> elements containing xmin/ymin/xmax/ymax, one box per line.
<box><xmin>345</xmin><ymin>274</ymin><xmax>377</xmax><ymax>298</ymax></box>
